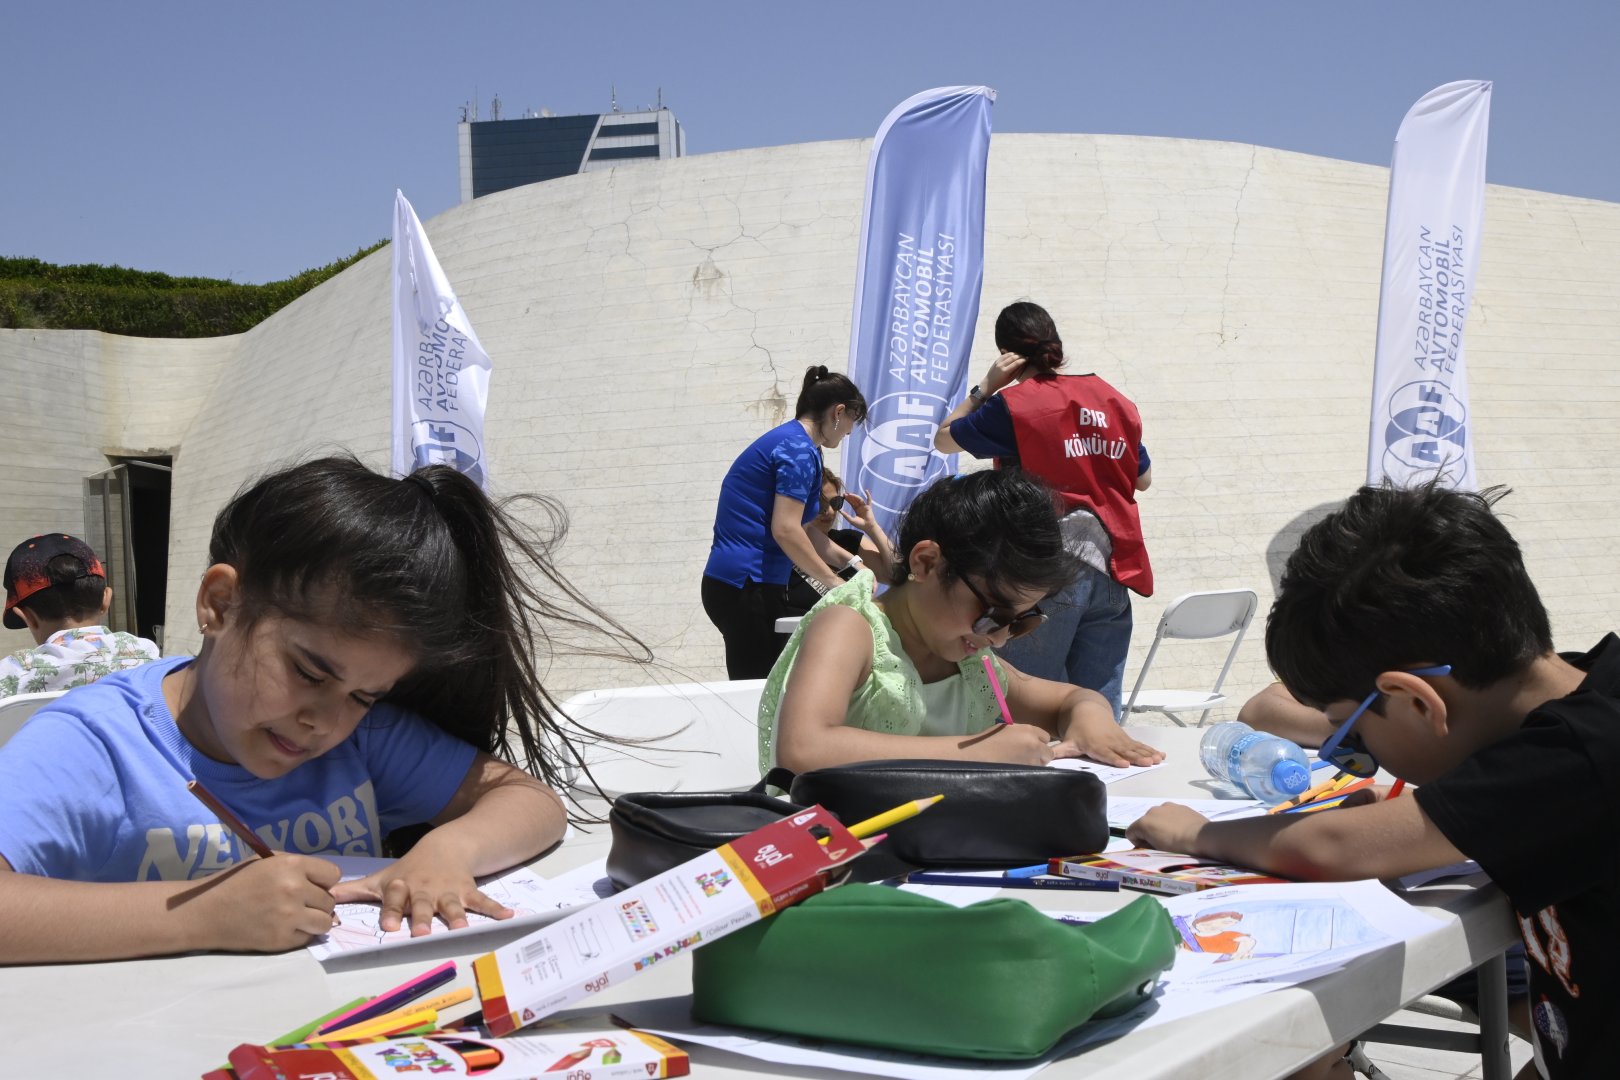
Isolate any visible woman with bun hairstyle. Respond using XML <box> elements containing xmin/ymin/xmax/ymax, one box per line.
<box><xmin>934</xmin><ymin>301</ymin><xmax>1153</xmax><ymax>719</ymax></box>
<box><xmin>703</xmin><ymin>366</ymin><xmax>869</xmax><ymax>679</ymax></box>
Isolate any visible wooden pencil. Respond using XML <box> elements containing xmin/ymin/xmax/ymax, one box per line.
<box><xmin>186</xmin><ymin>779</ymin><xmax>275</xmax><ymax>858</ymax></box>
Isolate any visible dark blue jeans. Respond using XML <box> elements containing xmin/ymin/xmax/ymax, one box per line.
<box><xmin>997</xmin><ymin>566</ymin><xmax>1133</xmax><ymax>720</ymax></box>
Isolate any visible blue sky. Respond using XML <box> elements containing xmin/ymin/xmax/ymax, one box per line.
<box><xmin>6</xmin><ymin>1</ymin><xmax>1616</xmax><ymax>283</ymax></box>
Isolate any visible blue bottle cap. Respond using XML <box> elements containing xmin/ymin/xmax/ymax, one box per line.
<box><xmin>1272</xmin><ymin>759</ymin><xmax>1310</xmax><ymax>796</ymax></box>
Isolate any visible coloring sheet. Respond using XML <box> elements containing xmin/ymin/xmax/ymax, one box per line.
<box><xmin>1105</xmin><ymin>794</ymin><xmax>1266</xmax><ymax>831</ymax></box>
<box><xmin>307</xmin><ymin>856</ymin><xmax>614</xmax><ymax>963</ymax></box>
<box><xmin>1048</xmin><ymin>758</ymin><xmax>1165</xmax><ymax>785</ymax></box>
<box><xmin>1067</xmin><ymin>879</ymin><xmax>1452</xmax><ymax>1049</ymax></box>
<box><xmin>1154</xmin><ymin>878</ymin><xmax>1444</xmax><ymax>989</ymax></box>
<box><xmin>1395</xmin><ymin>860</ymin><xmax>1483</xmax><ymax>890</ymax></box>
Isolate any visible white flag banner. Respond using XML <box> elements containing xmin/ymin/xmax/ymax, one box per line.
<box><xmin>1367</xmin><ymin>80</ymin><xmax>1491</xmax><ymax>490</ymax></box>
<box><xmin>391</xmin><ymin>189</ymin><xmax>493</xmax><ymax>488</ymax></box>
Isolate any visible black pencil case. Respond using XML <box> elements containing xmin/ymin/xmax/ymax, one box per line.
<box><xmin>605</xmin><ymin>790</ymin><xmax>807</xmax><ymax>890</ymax></box>
<box><xmin>765</xmin><ymin>759</ymin><xmax>1109</xmax><ymax>869</ymax></box>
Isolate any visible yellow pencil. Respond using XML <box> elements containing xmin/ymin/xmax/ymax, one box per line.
<box><xmin>1267</xmin><ymin>773</ymin><xmax>1346</xmax><ymax>814</ymax></box>
<box><xmin>1281</xmin><ymin>772</ymin><xmax>1363</xmax><ymax>813</ymax></box>
<box><xmin>318</xmin><ymin>1005</ymin><xmax>439</xmax><ymax>1043</ymax></box>
<box><xmin>845</xmin><ymin>794</ymin><xmax>944</xmax><ymax>839</ymax></box>
<box><xmin>412</xmin><ymin>986</ymin><xmax>473</xmax><ymax>1014</ymax></box>
<box><xmin>1321</xmin><ymin>772</ymin><xmax>1361</xmax><ymax>797</ymax></box>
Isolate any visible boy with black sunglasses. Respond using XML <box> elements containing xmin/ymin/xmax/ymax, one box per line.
<box><xmin>1128</xmin><ymin>482</ymin><xmax>1616</xmax><ymax>1080</ymax></box>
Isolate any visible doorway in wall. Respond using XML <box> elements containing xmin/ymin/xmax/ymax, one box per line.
<box><xmin>83</xmin><ymin>457</ymin><xmax>171</xmax><ymax>649</ymax></box>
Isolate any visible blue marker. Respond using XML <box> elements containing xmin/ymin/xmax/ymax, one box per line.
<box><xmin>1004</xmin><ymin>863</ymin><xmax>1052</xmax><ymax>878</ymax></box>
<box><xmin>904</xmin><ymin>871</ymin><xmax>1120</xmax><ymax>892</ymax></box>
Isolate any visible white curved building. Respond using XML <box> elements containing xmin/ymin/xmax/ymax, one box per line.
<box><xmin>4</xmin><ymin>134</ymin><xmax>1617</xmax><ymax>703</ymax></box>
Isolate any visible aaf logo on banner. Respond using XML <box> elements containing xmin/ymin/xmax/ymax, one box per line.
<box><xmin>1378</xmin><ymin>379</ymin><xmax>1469</xmax><ymax>488</ymax></box>
<box><xmin>857</xmin><ymin>390</ymin><xmax>954</xmax><ymax>516</ymax></box>
<box><xmin>1367</xmin><ymin>81</ymin><xmax>1489</xmax><ymax>491</ymax></box>
<box><xmin>391</xmin><ymin>189</ymin><xmax>494</xmax><ymax>490</ymax></box>
<box><xmin>408</xmin><ymin>418</ymin><xmax>485</xmax><ymax>481</ymax></box>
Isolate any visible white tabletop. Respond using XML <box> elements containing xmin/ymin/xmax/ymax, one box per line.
<box><xmin>0</xmin><ymin>727</ymin><xmax>1515</xmax><ymax>1080</ymax></box>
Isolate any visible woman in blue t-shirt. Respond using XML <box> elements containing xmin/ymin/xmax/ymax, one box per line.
<box><xmin>702</xmin><ymin>366</ymin><xmax>868</xmax><ymax>679</ymax></box>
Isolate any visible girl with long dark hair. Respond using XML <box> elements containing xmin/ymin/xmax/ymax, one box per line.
<box><xmin>0</xmin><ymin>454</ymin><xmax>644</xmax><ymax>962</ymax></box>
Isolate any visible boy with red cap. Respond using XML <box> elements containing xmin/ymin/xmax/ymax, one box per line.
<box><xmin>1</xmin><ymin>534</ymin><xmax>160</xmax><ymax>697</ymax></box>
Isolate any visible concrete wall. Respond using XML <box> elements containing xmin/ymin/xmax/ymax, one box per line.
<box><xmin>0</xmin><ymin>328</ymin><xmax>230</xmax><ymax>652</ymax></box>
<box><xmin>4</xmin><ymin>134</ymin><xmax>1617</xmax><ymax>712</ymax></box>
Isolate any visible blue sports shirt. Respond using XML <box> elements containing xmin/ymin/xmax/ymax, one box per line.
<box><xmin>0</xmin><ymin>656</ymin><xmax>478</xmax><ymax>882</ymax></box>
<box><xmin>704</xmin><ymin>420</ymin><xmax>823</xmax><ymax>587</ymax></box>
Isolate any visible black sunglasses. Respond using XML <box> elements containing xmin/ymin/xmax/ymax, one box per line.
<box><xmin>959</xmin><ymin>576</ymin><xmax>1047</xmax><ymax>640</ymax></box>
<box><xmin>827</xmin><ymin>494</ymin><xmax>846</xmax><ymax>513</ymax></box>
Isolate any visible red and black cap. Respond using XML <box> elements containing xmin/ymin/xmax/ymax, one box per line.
<box><xmin>4</xmin><ymin>534</ymin><xmax>105</xmax><ymax>630</ymax></box>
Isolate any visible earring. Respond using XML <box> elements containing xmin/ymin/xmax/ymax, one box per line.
<box><xmin>907</xmin><ymin>572</ymin><xmax>917</xmax><ymax>582</ymax></box>
<box><xmin>198</xmin><ymin>622</ymin><xmax>208</xmax><ymax>634</ymax></box>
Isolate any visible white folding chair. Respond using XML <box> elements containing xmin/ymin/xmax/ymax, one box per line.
<box><xmin>0</xmin><ymin>690</ymin><xmax>68</xmax><ymax>748</ymax></box>
<box><xmin>557</xmin><ymin>680</ymin><xmax>766</xmax><ymax>798</ymax></box>
<box><xmin>1124</xmin><ymin>589</ymin><xmax>1259</xmax><ymax>727</ymax></box>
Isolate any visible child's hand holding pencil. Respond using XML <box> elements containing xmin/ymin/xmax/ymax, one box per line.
<box><xmin>183</xmin><ymin>854</ymin><xmax>344</xmax><ymax>953</ymax></box>
<box><xmin>965</xmin><ymin>718</ymin><xmax>1070</xmax><ymax>764</ymax></box>
<box><xmin>183</xmin><ymin>779</ymin><xmax>344</xmax><ymax>952</ymax></box>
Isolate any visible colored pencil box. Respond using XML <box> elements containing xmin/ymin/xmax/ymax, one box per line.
<box><xmin>691</xmin><ymin>884</ymin><xmax>1177</xmax><ymax>1059</ymax></box>
<box><xmin>765</xmin><ymin>759</ymin><xmax>1110</xmax><ymax>868</ymax></box>
<box><xmin>605</xmin><ymin>789</ymin><xmax>805</xmax><ymax>889</ymax></box>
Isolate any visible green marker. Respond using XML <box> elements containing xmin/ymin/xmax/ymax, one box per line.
<box><xmin>269</xmin><ymin>996</ymin><xmax>372</xmax><ymax>1047</ymax></box>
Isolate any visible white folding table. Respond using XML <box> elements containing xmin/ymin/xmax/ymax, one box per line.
<box><xmin>0</xmin><ymin>726</ymin><xmax>1516</xmax><ymax>1079</ymax></box>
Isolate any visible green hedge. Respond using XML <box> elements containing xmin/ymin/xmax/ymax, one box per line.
<box><xmin>0</xmin><ymin>242</ymin><xmax>386</xmax><ymax>338</ymax></box>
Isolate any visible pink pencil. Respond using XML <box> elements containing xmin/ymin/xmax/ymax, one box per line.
<box><xmin>316</xmin><ymin>960</ymin><xmax>457</xmax><ymax>1034</ymax></box>
<box><xmin>983</xmin><ymin>656</ymin><xmax>1014</xmax><ymax>725</ymax></box>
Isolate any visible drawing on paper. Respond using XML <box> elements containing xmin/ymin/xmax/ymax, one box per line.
<box><xmin>1174</xmin><ymin>899</ymin><xmax>1382</xmax><ymax>962</ymax></box>
<box><xmin>309</xmin><ymin>857</ymin><xmax>613</xmax><ymax>960</ymax></box>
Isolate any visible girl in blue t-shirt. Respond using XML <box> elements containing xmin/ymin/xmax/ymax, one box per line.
<box><xmin>0</xmin><ymin>455</ymin><xmax>646</xmax><ymax>962</ymax></box>
<box><xmin>702</xmin><ymin>365</ymin><xmax>869</xmax><ymax>679</ymax></box>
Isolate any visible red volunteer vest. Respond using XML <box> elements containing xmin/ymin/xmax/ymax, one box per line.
<box><xmin>999</xmin><ymin>374</ymin><xmax>1154</xmax><ymax>596</ymax></box>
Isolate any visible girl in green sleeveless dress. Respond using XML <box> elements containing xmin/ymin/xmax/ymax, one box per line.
<box><xmin>759</xmin><ymin>470</ymin><xmax>1164</xmax><ymax>775</ymax></box>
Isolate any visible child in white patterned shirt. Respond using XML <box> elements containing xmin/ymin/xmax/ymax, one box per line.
<box><xmin>1</xmin><ymin>533</ymin><xmax>160</xmax><ymax>697</ymax></box>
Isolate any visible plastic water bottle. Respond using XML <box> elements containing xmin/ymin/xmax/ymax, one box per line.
<box><xmin>1198</xmin><ymin>722</ymin><xmax>1312</xmax><ymax>805</ymax></box>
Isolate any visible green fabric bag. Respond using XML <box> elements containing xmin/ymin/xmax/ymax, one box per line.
<box><xmin>690</xmin><ymin>884</ymin><xmax>1178</xmax><ymax>1060</ymax></box>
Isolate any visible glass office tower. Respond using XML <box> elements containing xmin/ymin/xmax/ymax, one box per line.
<box><xmin>458</xmin><ymin>106</ymin><xmax>686</xmax><ymax>201</ymax></box>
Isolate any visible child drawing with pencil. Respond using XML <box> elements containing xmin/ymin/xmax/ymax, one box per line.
<box><xmin>758</xmin><ymin>469</ymin><xmax>1163</xmax><ymax>774</ymax></box>
<box><xmin>1127</xmin><ymin>483</ymin><xmax>1612</xmax><ymax>1080</ymax></box>
<box><xmin>0</xmin><ymin>455</ymin><xmax>644</xmax><ymax>963</ymax></box>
